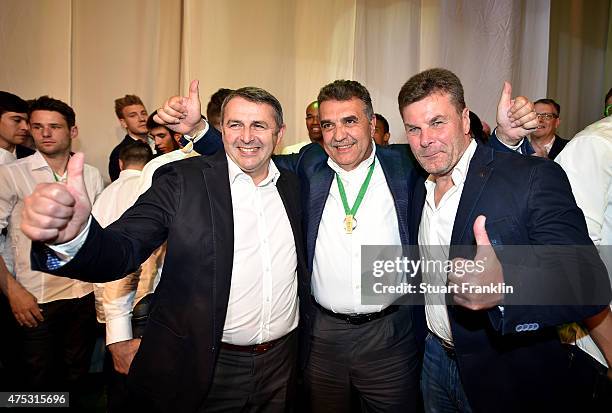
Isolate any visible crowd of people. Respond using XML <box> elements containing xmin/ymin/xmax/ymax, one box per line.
<box><xmin>0</xmin><ymin>69</ymin><xmax>611</xmax><ymax>412</ymax></box>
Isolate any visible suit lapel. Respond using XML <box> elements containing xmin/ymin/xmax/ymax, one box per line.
<box><xmin>306</xmin><ymin>165</ymin><xmax>334</xmax><ymax>270</ymax></box>
<box><xmin>450</xmin><ymin>144</ymin><xmax>494</xmax><ymax>244</ymax></box>
<box><xmin>377</xmin><ymin>149</ymin><xmax>411</xmax><ymax>245</ymax></box>
<box><xmin>411</xmin><ymin>176</ymin><xmax>426</xmax><ymax>244</ymax></box>
<box><xmin>200</xmin><ymin>151</ymin><xmax>234</xmax><ymax>330</ymax></box>
<box><xmin>276</xmin><ymin>171</ymin><xmax>301</xmax><ymax>245</ymax></box>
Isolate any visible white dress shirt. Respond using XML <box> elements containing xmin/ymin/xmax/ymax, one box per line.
<box><xmin>0</xmin><ymin>147</ymin><xmax>16</xmax><ymax>165</ymax></box>
<box><xmin>556</xmin><ymin>116</ymin><xmax>612</xmax><ymax>367</ymax></box>
<box><xmin>91</xmin><ymin>168</ymin><xmax>164</xmax><ymax>345</ymax></box>
<box><xmin>0</xmin><ymin>151</ymin><xmax>104</xmax><ymax>303</ymax></box>
<box><xmin>312</xmin><ymin>143</ymin><xmax>402</xmax><ymax>314</ymax></box>
<box><xmin>223</xmin><ymin>156</ymin><xmax>299</xmax><ymax>345</ymax></box>
<box><xmin>419</xmin><ymin>139</ymin><xmax>477</xmax><ymax>344</ymax></box>
<box><xmin>0</xmin><ymin>146</ymin><xmax>17</xmax><ymax>275</ymax></box>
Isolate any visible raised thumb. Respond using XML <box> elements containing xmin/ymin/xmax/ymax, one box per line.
<box><xmin>473</xmin><ymin>215</ymin><xmax>491</xmax><ymax>246</ymax></box>
<box><xmin>66</xmin><ymin>152</ymin><xmax>86</xmax><ymax>193</ymax></box>
<box><xmin>188</xmin><ymin>79</ymin><xmax>200</xmax><ymax>101</ymax></box>
<box><xmin>499</xmin><ymin>81</ymin><xmax>512</xmax><ymax>107</ymax></box>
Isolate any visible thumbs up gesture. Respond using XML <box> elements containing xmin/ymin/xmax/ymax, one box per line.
<box><xmin>21</xmin><ymin>153</ymin><xmax>91</xmax><ymax>244</ymax></box>
<box><xmin>447</xmin><ymin>215</ymin><xmax>505</xmax><ymax>311</ymax></box>
<box><xmin>154</xmin><ymin>79</ymin><xmax>205</xmax><ymax>136</ymax></box>
<box><xmin>495</xmin><ymin>81</ymin><xmax>538</xmax><ymax>146</ymax></box>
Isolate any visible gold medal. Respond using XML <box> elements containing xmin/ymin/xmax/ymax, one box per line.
<box><xmin>344</xmin><ymin>215</ymin><xmax>357</xmax><ymax>234</ymax></box>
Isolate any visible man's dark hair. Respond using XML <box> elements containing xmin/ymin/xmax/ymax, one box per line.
<box><xmin>119</xmin><ymin>140</ymin><xmax>153</xmax><ymax>166</ymax></box>
<box><xmin>220</xmin><ymin>87</ymin><xmax>284</xmax><ymax>132</ymax></box>
<box><xmin>604</xmin><ymin>88</ymin><xmax>612</xmax><ymax>105</ymax></box>
<box><xmin>28</xmin><ymin>96</ymin><xmax>76</xmax><ymax>128</ymax></box>
<box><xmin>318</xmin><ymin>80</ymin><xmax>374</xmax><ymax>120</ymax></box>
<box><xmin>375</xmin><ymin>113</ymin><xmax>389</xmax><ymax>133</ymax></box>
<box><xmin>398</xmin><ymin>68</ymin><xmax>466</xmax><ymax>115</ymax></box>
<box><xmin>0</xmin><ymin>91</ymin><xmax>28</xmax><ymax>117</ymax></box>
<box><xmin>534</xmin><ymin>98</ymin><xmax>561</xmax><ymax>116</ymax></box>
<box><xmin>207</xmin><ymin>88</ymin><xmax>233</xmax><ymax>122</ymax></box>
<box><xmin>114</xmin><ymin>95</ymin><xmax>144</xmax><ymax>119</ymax></box>
<box><xmin>146</xmin><ymin>113</ymin><xmax>172</xmax><ymax>134</ymax></box>
<box><xmin>469</xmin><ymin>111</ymin><xmax>488</xmax><ymax>144</ymax></box>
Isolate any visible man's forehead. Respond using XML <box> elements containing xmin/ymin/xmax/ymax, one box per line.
<box><xmin>403</xmin><ymin>93</ymin><xmax>453</xmax><ymax>119</ymax></box>
<box><xmin>225</xmin><ymin>97</ymin><xmax>275</xmax><ymax>117</ymax></box>
<box><xmin>1</xmin><ymin>111</ymin><xmax>27</xmax><ymax>119</ymax></box>
<box><xmin>319</xmin><ymin>98</ymin><xmax>366</xmax><ymax>117</ymax></box>
<box><xmin>30</xmin><ymin>110</ymin><xmax>65</xmax><ymax>123</ymax></box>
<box><xmin>151</xmin><ymin>126</ymin><xmax>170</xmax><ymax>135</ymax></box>
<box><xmin>123</xmin><ymin>104</ymin><xmax>146</xmax><ymax>114</ymax></box>
<box><xmin>535</xmin><ymin>102</ymin><xmax>556</xmax><ymax>112</ymax></box>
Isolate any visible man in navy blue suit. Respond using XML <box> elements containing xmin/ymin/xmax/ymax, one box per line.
<box><xmin>399</xmin><ymin>68</ymin><xmax>611</xmax><ymax>413</ymax></box>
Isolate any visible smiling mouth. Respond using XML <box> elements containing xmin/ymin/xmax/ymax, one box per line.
<box><xmin>238</xmin><ymin>147</ymin><xmax>260</xmax><ymax>153</ymax></box>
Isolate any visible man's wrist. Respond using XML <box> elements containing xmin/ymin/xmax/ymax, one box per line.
<box><xmin>494</xmin><ymin>127</ymin><xmax>523</xmax><ymax>146</ymax></box>
<box><xmin>187</xmin><ymin>119</ymin><xmax>206</xmax><ymax>137</ymax></box>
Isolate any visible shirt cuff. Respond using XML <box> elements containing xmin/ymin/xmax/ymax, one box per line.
<box><xmin>497</xmin><ymin>132</ymin><xmax>524</xmax><ymax>152</ymax></box>
<box><xmin>105</xmin><ymin>316</ymin><xmax>134</xmax><ymax>345</ymax></box>
<box><xmin>47</xmin><ymin>215</ymin><xmax>92</xmax><ymax>263</ymax></box>
<box><xmin>184</xmin><ymin>120</ymin><xmax>209</xmax><ymax>144</ymax></box>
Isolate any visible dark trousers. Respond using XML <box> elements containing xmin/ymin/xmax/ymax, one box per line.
<box><xmin>305</xmin><ymin>305</ymin><xmax>420</xmax><ymax>413</ymax></box>
<box><xmin>12</xmin><ymin>292</ymin><xmax>96</xmax><ymax>411</ymax></box>
<box><xmin>201</xmin><ymin>331</ymin><xmax>298</xmax><ymax>412</ymax></box>
<box><xmin>0</xmin><ymin>293</ymin><xmax>24</xmax><ymax>388</ymax></box>
<box><xmin>105</xmin><ymin>294</ymin><xmax>152</xmax><ymax>413</ymax></box>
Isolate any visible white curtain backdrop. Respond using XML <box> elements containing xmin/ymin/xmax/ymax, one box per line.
<box><xmin>2</xmin><ymin>0</ymin><xmax>607</xmax><ymax>181</ymax></box>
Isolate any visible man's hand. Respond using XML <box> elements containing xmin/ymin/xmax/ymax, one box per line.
<box><xmin>448</xmin><ymin>215</ymin><xmax>504</xmax><ymax>310</ymax></box>
<box><xmin>7</xmin><ymin>278</ymin><xmax>44</xmax><ymax>328</ymax></box>
<box><xmin>495</xmin><ymin>82</ymin><xmax>538</xmax><ymax>145</ymax></box>
<box><xmin>21</xmin><ymin>153</ymin><xmax>91</xmax><ymax>244</ymax></box>
<box><xmin>108</xmin><ymin>338</ymin><xmax>141</xmax><ymax>375</ymax></box>
<box><xmin>154</xmin><ymin>79</ymin><xmax>205</xmax><ymax>136</ymax></box>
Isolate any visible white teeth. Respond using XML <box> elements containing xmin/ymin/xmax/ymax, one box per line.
<box><xmin>239</xmin><ymin>148</ymin><xmax>257</xmax><ymax>152</ymax></box>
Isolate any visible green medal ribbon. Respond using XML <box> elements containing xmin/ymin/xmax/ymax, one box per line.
<box><xmin>336</xmin><ymin>159</ymin><xmax>375</xmax><ymax>234</ymax></box>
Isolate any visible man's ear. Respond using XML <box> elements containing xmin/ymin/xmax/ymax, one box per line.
<box><xmin>119</xmin><ymin>118</ymin><xmax>127</xmax><ymax>130</ymax></box>
<box><xmin>118</xmin><ymin>159</ymin><xmax>124</xmax><ymax>171</ymax></box>
<box><xmin>274</xmin><ymin>124</ymin><xmax>286</xmax><ymax>150</ymax></box>
<box><xmin>173</xmin><ymin>133</ymin><xmax>182</xmax><ymax>144</ymax></box>
<box><xmin>70</xmin><ymin>125</ymin><xmax>78</xmax><ymax>140</ymax></box>
<box><xmin>370</xmin><ymin>116</ymin><xmax>376</xmax><ymax>138</ymax></box>
<box><xmin>383</xmin><ymin>132</ymin><xmax>390</xmax><ymax>144</ymax></box>
<box><xmin>462</xmin><ymin>108</ymin><xmax>470</xmax><ymax>135</ymax></box>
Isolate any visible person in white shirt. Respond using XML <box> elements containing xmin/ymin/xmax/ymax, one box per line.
<box><xmin>20</xmin><ymin>84</ymin><xmax>309</xmax><ymax>413</ymax></box>
<box><xmin>0</xmin><ymin>90</ymin><xmax>35</xmax><ymax>394</ymax></box>
<box><xmin>91</xmin><ymin>140</ymin><xmax>159</xmax><ymax>411</ymax></box>
<box><xmin>0</xmin><ymin>96</ymin><xmax>103</xmax><ymax>400</ymax></box>
<box><xmin>556</xmin><ymin>115</ymin><xmax>612</xmax><ymax>373</ymax></box>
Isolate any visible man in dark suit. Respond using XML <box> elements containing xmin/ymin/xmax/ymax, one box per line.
<box><xmin>21</xmin><ymin>84</ymin><xmax>311</xmax><ymax>413</ymax></box>
<box><xmin>399</xmin><ymin>68</ymin><xmax>611</xmax><ymax>412</ymax></box>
